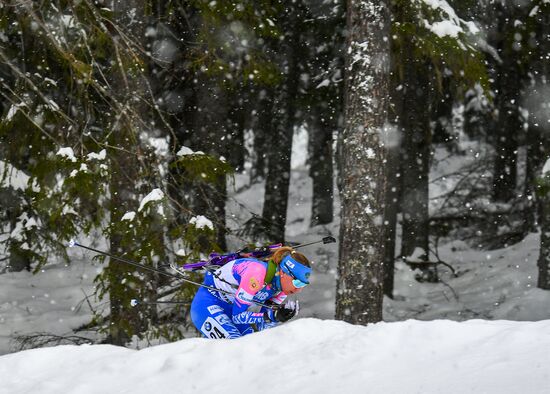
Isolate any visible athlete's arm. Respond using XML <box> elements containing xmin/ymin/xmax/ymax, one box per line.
<box><xmin>230</xmin><ymin>262</ymin><xmax>266</xmax><ymax>325</ymax></box>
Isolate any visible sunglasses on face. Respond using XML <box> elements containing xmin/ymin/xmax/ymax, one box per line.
<box><xmin>282</xmin><ymin>261</ymin><xmax>309</xmax><ymax>289</ymax></box>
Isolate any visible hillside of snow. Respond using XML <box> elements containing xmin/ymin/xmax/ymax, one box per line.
<box><xmin>1</xmin><ymin>318</ymin><xmax>549</xmax><ymax>394</ymax></box>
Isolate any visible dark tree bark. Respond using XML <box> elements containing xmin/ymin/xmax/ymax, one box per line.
<box><xmin>492</xmin><ymin>3</ymin><xmax>522</xmax><ymax>203</ymax></box>
<box><xmin>382</xmin><ymin>40</ymin><xmax>403</xmax><ymax>298</ymax></box>
<box><xmin>382</xmin><ymin>143</ymin><xmax>400</xmax><ymax>297</ymax></box>
<box><xmin>539</xmin><ymin>176</ymin><xmax>550</xmax><ymax>289</ymax></box>
<box><xmin>432</xmin><ymin>77</ymin><xmax>455</xmax><ymax>145</ymax></box>
<box><xmin>0</xmin><ymin>187</ymin><xmax>31</xmax><ymax>272</ymax></box>
<box><xmin>261</xmin><ymin>7</ymin><xmax>303</xmax><ymax>243</ymax></box>
<box><xmin>226</xmin><ymin>89</ymin><xmax>248</xmax><ymax>173</ymax></box>
<box><xmin>309</xmin><ymin>108</ymin><xmax>335</xmax><ymax>226</ymax></box>
<box><xmin>335</xmin><ymin>0</ymin><xmax>390</xmax><ymax>324</ymax></box>
<box><xmin>382</xmin><ymin>119</ymin><xmax>401</xmax><ymax>296</ymax></box>
<box><xmin>399</xmin><ymin>37</ymin><xmax>432</xmax><ymax>274</ymax></box>
<box><xmin>251</xmin><ymin>89</ymin><xmax>273</xmax><ymax>182</ymax></box>
<box><xmin>531</xmin><ymin>2</ymin><xmax>550</xmax><ymax>290</ymax></box>
<box><xmin>261</xmin><ymin>90</ymin><xmax>296</xmax><ymax>242</ymax></box>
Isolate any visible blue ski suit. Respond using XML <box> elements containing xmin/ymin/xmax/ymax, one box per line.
<box><xmin>190</xmin><ymin>258</ymin><xmax>287</xmax><ymax>339</ymax></box>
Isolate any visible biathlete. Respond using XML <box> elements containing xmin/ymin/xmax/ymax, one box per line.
<box><xmin>190</xmin><ymin>246</ymin><xmax>311</xmax><ymax>339</ymax></box>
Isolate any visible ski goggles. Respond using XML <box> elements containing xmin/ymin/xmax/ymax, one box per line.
<box><xmin>281</xmin><ymin>255</ymin><xmax>311</xmax><ymax>288</ymax></box>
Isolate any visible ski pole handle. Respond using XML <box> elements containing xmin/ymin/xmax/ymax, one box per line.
<box><xmin>293</xmin><ymin>236</ymin><xmax>336</xmax><ymax>249</ymax></box>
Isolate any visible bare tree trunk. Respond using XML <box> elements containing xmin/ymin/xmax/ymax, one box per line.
<box><xmin>399</xmin><ymin>55</ymin><xmax>432</xmax><ymax>262</ymax></box>
<box><xmin>250</xmin><ymin>89</ymin><xmax>272</xmax><ymax>182</ymax></box>
<box><xmin>539</xmin><ymin>179</ymin><xmax>550</xmax><ymax>289</ymax></box>
<box><xmin>227</xmin><ymin>88</ymin><xmax>248</xmax><ymax>173</ymax></box>
<box><xmin>191</xmin><ymin>74</ymin><xmax>230</xmax><ymax>250</ymax></box>
<box><xmin>261</xmin><ymin>90</ymin><xmax>295</xmax><ymax>242</ymax></box>
<box><xmin>533</xmin><ymin>3</ymin><xmax>550</xmax><ymax>290</ymax></box>
<box><xmin>309</xmin><ymin>108</ymin><xmax>335</xmax><ymax>226</ymax></box>
<box><xmin>383</xmin><ymin>31</ymin><xmax>404</xmax><ymax>298</ymax></box>
<box><xmin>261</xmin><ymin>8</ymin><xmax>303</xmax><ymax>242</ymax></box>
<box><xmin>492</xmin><ymin>3</ymin><xmax>521</xmax><ymax>203</ymax></box>
<box><xmin>335</xmin><ymin>0</ymin><xmax>390</xmax><ymax>325</ymax></box>
<box><xmin>382</xmin><ymin>138</ymin><xmax>401</xmax><ymax>298</ymax></box>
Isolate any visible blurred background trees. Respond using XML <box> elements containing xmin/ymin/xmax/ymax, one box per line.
<box><xmin>1</xmin><ymin>0</ymin><xmax>549</xmax><ymax>340</ymax></box>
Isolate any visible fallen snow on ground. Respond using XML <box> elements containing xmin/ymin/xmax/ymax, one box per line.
<box><xmin>0</xmin><ymin>251</ymin><xmax>100</xmax><ymax>355</ymax></box>
<box><xmin>1</xmin><ymin>318</ymin><xmax>549</xmax><ymax>394</ymax></box>
<box><xmin>385</xmin><ymin>232</ymin><xmax>550</xmax><ymax>322</ymax></box>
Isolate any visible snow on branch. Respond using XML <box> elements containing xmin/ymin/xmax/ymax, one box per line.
<box><xmin>138</xmin><ymin>189</ymin><xmax>165</xmax><ymax>212</ymax></box>
<box><xmin>189</xmin><ymin>215</ymin><xmax>214</xmax><ymax>230</ymax></box>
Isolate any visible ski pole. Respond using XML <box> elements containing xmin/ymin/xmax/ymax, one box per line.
<box><xmin>69</xmin><ymin>239</ymin><xmax>183</xmax><ymax>281</ymax></box>
<box><xmin>293</xmin><ymin>236</ymin><xmax>336</xmax><ymax>249</ymax></box>
<box><xmin>68</xmin><ymin>239</ymin><xmax>277</xmax><ymax>310</ymax></box>
<box><xmin>130</xmin><ymin>299</ymin><xmax>190</xmax><ymax>307</ymax></box>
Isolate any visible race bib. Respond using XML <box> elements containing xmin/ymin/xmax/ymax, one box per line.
<box><xmin>200</xmin><ymin>317</ymin><xmax>230</xmax><ymax>339</ymax></box>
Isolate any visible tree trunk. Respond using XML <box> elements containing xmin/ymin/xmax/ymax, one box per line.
<box><xmin>2</xmin><ymin>188</ymin><xmax>31</xmax><ymax>272</ymax></box>
<box><xmin>538</xmin><ymin>177</ymin><xmax>550</xmax><ymax>289</ymax></box>
<box><xmin>251</xmin><ymin>89</ymin><xmax>272</xmax><ymax>182</ymax></box>
<box><xmin>309</xmin><ymin>108</ymin><xmax>334</xmax><ymax>226</ymax></box>
<box><xmin>227</xmin><ymin>90</ymin><xmax>247</xmax><ymax>173</ymax></box>
<box><xmin>191</xmin><ymin>73</ymin><xmax>230</xmax><ymax>250</ymax></box>
<box><xmin>532</xmin><ymin>2</ymin><xmax>550</xmax><ymax>290</ymax></box>
<box><xmin>335</xmin><ymin>0</ymin><xmax>390</xmax><ymax>325</ymax></box>
<box><xmin>382</xmin><ymin>135</ymin><xmax>401</xmax><ymax>298</ymax></box>
<box><xmin>261</xmin><ymin>91</ymin><xmax>295</xmax><ymax>242</ymax></box>
<box><xmin>261</xmin><ymin>9</ymin><xmax>302</xmax><ymax>243</ymax></box>
<box><xmin>382</xmin><ymin>28</ymin><xmax>404</xmax><ymax>298</ymax></box>
<box><xmin>492</xmin><ymin>3</ymin><xmax>521</xmax><ymax>203</ymax></box>
<box><xmin>399</xmin><ymin>36</ymin><xmax>433</xmax><ymax>282</ymax></box>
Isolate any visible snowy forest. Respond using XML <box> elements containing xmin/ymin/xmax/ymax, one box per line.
<box><xmin>1</xmin><ymin>0</ymin><xmax>550</xmax><ymax>393</ymax></box>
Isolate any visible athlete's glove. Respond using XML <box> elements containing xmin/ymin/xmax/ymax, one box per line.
<box><xmin>264</xmin><ymin>300</ymin><xmax>299</xmax><ymax>323</ymax></box>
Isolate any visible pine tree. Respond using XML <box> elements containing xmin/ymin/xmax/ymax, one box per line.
<box><xmin>0</xmin><ymin>0</ymin><xmax>231</xmax><ymax>344</ymax></box>
<box><xmin>491</xmin><ymin>1</ymin><xmax>525</xmax><ymax>203</ymax></box>
<box><xmin>335</xmin><ymin>0</ymin><xmax>391</xmax><ymax>324</ymax></box>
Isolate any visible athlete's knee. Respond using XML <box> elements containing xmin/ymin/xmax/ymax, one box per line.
<box><xmin>200</xmin><ymin>315</ymin><xmax>241</xmax><ymax>339</ymax></box>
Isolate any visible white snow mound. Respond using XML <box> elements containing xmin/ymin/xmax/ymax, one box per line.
<box><xmin>0</xmin><ymin>318</ymin><xmax>549</xmax><ymax>394</ymax></box>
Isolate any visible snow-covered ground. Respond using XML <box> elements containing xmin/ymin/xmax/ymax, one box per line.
<box><xmin>0</xmin><ymin>256</ymin><xmax>99</xmax><ymax>355</ymax></box>
<box><xmin>1</xmin><ymin>318</ymin><xmax>549</xmax><ymax>394</ymax></box>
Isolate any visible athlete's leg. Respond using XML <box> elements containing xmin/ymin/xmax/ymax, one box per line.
<box><xmin>234</xmin><ymin>322</ymin><xmax>254</xmax><ymax>336</ymax></box>
<box><xmin>190</xmin><ymin>287</ymin><xmax>242</xmax><ymax>339</ymax></box>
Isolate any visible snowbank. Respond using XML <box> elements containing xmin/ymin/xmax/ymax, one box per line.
<box><xmin>1</xmin><ymin>318</ymin><xmax>549</xmax><ymax>394</ymax></box>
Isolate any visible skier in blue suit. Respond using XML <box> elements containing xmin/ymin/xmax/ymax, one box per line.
<box><xmin>190</xmin><ymin>246</ymin><xmax>312</xmax><ymax>339</ymax></box>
